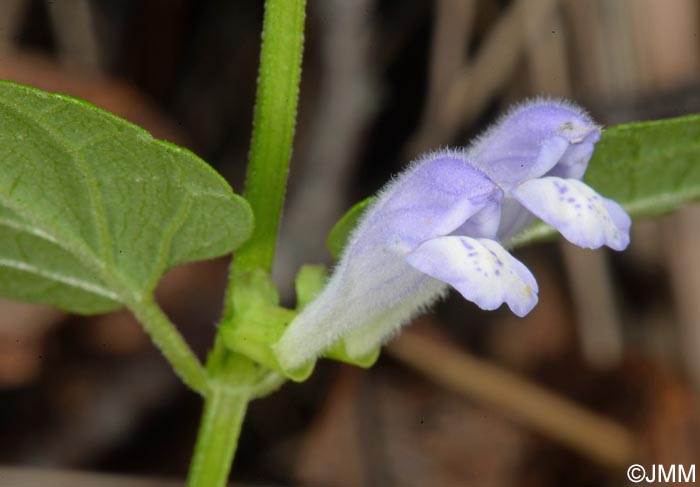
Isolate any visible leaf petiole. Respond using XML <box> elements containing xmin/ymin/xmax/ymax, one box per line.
<box><xmin>127</xmin><ymin>295</ymin><xmax>209</xmax><ymax>395</ymax></box>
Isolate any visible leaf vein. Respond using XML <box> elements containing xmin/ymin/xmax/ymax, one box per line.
<box><xmin>0</xmin><ymin>93</ymin><xmax>115</xmax><ymax>264</ymax></box>
<box><xmin>0</xmin><ymin>258</ymin><xmax>119</xmax><ymax>300</ymax></box>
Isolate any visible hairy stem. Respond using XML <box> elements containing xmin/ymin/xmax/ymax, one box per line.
<box><xmin>186</xmin><ymin>1</ymin><xmax>308</xmax><ymax>484</ymax></box>
<box><xmin>186</xmin><ymin>385</ymin><xmax>249</xmax><ymax>487</ymax></box>
<box><xmin>128</xmin><ymin>295</ymin><xmax>208</xmax><ymax>395</ymax></box>
<box><xmin>232</xmin><ymin>0</ymin><xmax>307</xmax><ymax>276</ymax></box>
<box><xmin>187</xmin><ymin>338</ymin><xmax>264</xmax><ymax>486</ymax></box>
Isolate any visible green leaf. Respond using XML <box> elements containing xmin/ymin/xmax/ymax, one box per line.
<box><xmin>294</xmin><ymin>264</ymin><xmax>327</xmax><ymax>310</ymax></box>
<box><xmin>586</xmin><ymin>115</ymin><xmax>700</xmax><ymax>216</ymax></box>
<box><xmin>327</xmin><ymin>196</ymin><xmax>376</xmax><ymax>260</ymax></box>
<box><xmin>0</xmin><ymin>81</ymin><xmax>253</xmax><ymax>314</ymax></box>
<box><xmin>506</xmin><ymin>115</ymin><xmax>700</xmax><ymax>248</ymax></box>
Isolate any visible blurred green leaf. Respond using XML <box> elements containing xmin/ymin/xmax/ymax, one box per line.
<box><xmin>0</xmin><ymin>81</ymin><xmax>253</xmax><ymax>313</ymax></box>
<box><xmin>294</xmin><ymin>264</ymin><xmax>327</xmax><ymax>310</ymax></box>
<box><xmin>587</xmin><ymin>114</ymin><xmax>700</xmax><ymax>217</ymax></box>
<box><xmin>326</xmin><ymin>196</ymin><xmax>376</xmax><ymax>260</ymax></box>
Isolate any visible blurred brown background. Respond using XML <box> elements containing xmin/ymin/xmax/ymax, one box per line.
<box><xmin>0</xmin><ymin>0</ymin><xmax>699</xmax><ymax>485</ymax></box>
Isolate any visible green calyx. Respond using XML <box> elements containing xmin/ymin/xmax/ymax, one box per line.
<box><xmin>220</xmin><ymin>265</ymin><xmax>380</xmax><ymax>383</ymax></box>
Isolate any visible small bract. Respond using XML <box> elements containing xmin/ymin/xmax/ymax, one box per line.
<box><xmin>274</xmin><ymin>99</ymin><xmax>631</xmax><ymax>371</ymax></box>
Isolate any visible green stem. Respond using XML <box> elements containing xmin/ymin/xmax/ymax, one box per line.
<box><xmin>232</xmin><ymin>0</ymin><xmax>307</xmax><ymax>276</ymax></box>
<box><xmin>128</xmin><ymin>295</ymin><xmax>208</xmax><ymax>395</ymax></box>
<box><xmin>186</xmin><ymin>1</ymin><xmax>308</xmax><ymax>484</ymax></box>
<box><xmin>186</xmin><ymin>385</ymin><xmax>249</xmax><ymax>487</ymax></box>
<box><xmin>187</xmin><ymin>339</ymin><xmax>261</xmax><ymax>487</ymax></box>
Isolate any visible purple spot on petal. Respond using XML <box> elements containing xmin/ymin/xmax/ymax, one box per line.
<box><xmin>495</xmin><ymin>269</ymin><xmax>501</xmax><ymax>276</ymax></box>
<box><xmin>567</xmin><ymin>197</ymin><xmax>576</xmax><ymax>203</ymax></box>
<box><xmin>554</xmin><ymin>181</ymin><xmax>568</xmax><ymax>194</ymax></box>
<box><xmin>468</xmin><ymin>252</ymin><xmax>478</xmax><ymax>257</ymax></box>
<box><xmin>461</xmin><ymin>240</ymin><xmax>474</xmax><ymax>251</ymax></box>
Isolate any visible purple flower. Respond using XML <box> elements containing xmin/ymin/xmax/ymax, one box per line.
<box><xmin>274</xmin><ymin>99</ymin><xmax>631</xmax><ymax>371</ymax></box>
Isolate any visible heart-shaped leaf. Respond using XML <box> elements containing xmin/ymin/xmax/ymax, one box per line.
<box><xmin>0</xmin><ymin>81</ymin><xmax>253</xmax><ymax>313</ymax></box>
